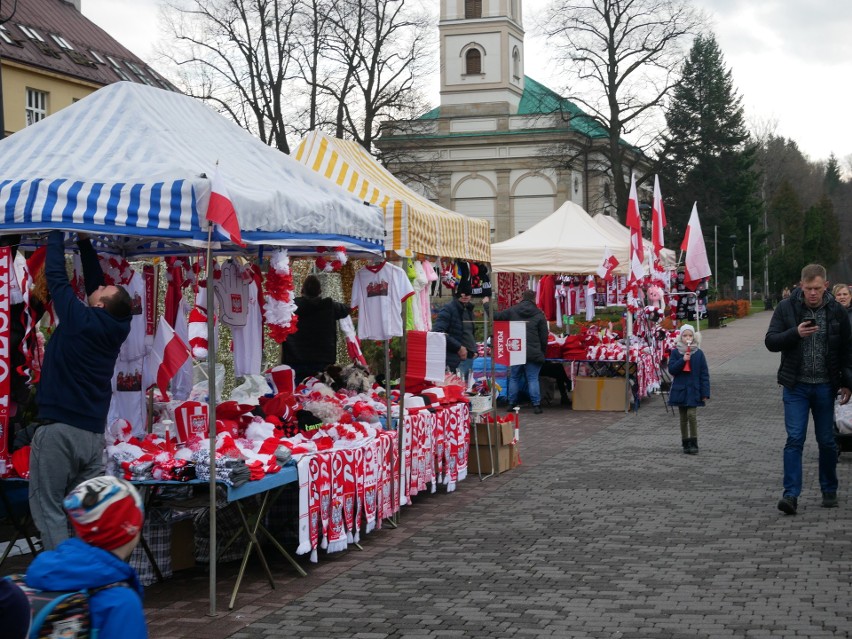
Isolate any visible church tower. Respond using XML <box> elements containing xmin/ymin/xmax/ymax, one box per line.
<box><xmin>439</xmin><ymin>0</ymin><xmax>525</xmax><ymax>116</ymax></box>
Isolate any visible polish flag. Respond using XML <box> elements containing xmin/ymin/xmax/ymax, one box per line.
<box><xmin>595</xmin><ymin>246</ymin><xmax>620</xmax><ymax>282</ymax></box>
<box><xmin>494</xmin><ymin>321</ymin><xmax>527</xmax><ymax>367</ymax></box>
<box><xmin>207</xmin><ymin>166</ymin><xmax>245</xmax><ymax>247</ymax></box>
<box><xmin>680</xmin><ymin>203</ymin><xmax>712</xmax><ymax>290</ymax></box>
<box><xmin>626</xmin><ymin>173</ymin><xmax>645</xmax><ymax>284</ymax></box>
<box><xmin>651</xmin><ymin>175</ymin><xmax>666</xmax><ymax>258</ymax></box>
<box><xmin>144</xmin><ymin>317</ymin><xmax>191</xmax><ymax>401</ymax></box>
<box><xmin>406</xmin><ymin>331</ymin><xmax>447</xmax><ymax>383</ymax></box>
<box><xmin>585</xmin><ymin>276</ymin><xmax>596</xmax><ymax>322</ymax></box>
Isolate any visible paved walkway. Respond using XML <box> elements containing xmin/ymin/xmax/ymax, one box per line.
<box><xmin>144</xmin><ymin>312</ymin><xmax>850</xmax><ymax>637</ymax></box>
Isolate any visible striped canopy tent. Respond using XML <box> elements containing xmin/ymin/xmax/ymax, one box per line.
<box><xmin>293</xmin><ymin>131</ymin><xmax>490</xmax><ymax>262</ymax></box>
<box><xmin>0</xmin><ymin>82</ymin><xmax>385</xmax><ymax>256</ymax></box>
<box><xmin>593</xmin><ymin>213</ymin><xmax>676</xmax><ymax>269</ymax></box>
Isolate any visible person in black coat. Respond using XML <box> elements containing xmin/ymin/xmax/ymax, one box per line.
<box><xmin>282</xmin><ymin>275</ymin><xmax>350</xmax><ymax>382</ymax></box>
<box><xmin>667</xmin><ymin>325</ymin><xmax>710</xmax><ymax>454</ymax></box>
<box><xmin>432</xmin><ymin>281</ymin><xmax>476</xmax><ymax>377</ymax></box>
<box><xmin>765</xmin><ymin>264</ymin><xmax>852</xmax><ymax>515</ymax></box>
<box><xmin>493</xmin><ymin>290</ymin><xmax>549</xmax><ymax>414</ymax></box>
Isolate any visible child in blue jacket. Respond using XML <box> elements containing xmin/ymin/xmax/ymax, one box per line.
<box><xmin>668</xmin><ymin>325</ymin><xmax>711</xmax><ymax>454</ymax></box>
<box><xmin>26</xmin><ymin>476</ymin><xmax>148</xmax><ymax>638</ymax></box>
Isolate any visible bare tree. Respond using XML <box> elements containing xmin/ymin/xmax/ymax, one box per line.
<box><xmin>160</xmin><ymin>0</ymin><xmax>301</xmax><ymax>153</ymax></box>
<box><xmin>540</xmin><ymin>0</ymin><xmax>702</xmax><ymax>218</ymax></box>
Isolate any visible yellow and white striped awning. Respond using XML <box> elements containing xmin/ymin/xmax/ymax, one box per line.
<box><xmin>294</xmin><ymin>131</ymin><xmax>490</xmax><ymax>262</ymax></box>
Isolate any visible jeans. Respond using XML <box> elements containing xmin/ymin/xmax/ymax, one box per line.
<box><xmin>508</xmin><ymin>362</ymin><xmax>543</xmax><ymax>407</ymax></box>
<box><xmin>782</xmin><ymin>383</ymin><xmax>837</xmax><ymax>497</ymax></box>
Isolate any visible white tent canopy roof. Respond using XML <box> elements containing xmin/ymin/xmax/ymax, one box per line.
<box><xmin>0</xmin><ymin>82</ymin><xmax>385</xmax><ymax>256</ymax></box>
<box><xmin>491</xmin><ymin>201</ymin><xmax>629</xmax><ymax>274</ymax></box>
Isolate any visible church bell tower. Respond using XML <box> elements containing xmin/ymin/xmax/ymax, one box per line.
<box><xmin>439</xmin><ymin>0</ymin><xmax>525</xmax><ymax>116</ymax></box>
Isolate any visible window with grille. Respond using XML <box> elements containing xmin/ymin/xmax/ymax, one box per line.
<box><xmin>465</xmin><ymin>49</ymin><xmax>482</xmax><ymax>75</ymax></box>
<box><xmin>25</xmin><ymin>88</ymin><xmax>48</xmax><ymax>126</ymax></box>
<box><xmin>465</xmin><ymin>0</ymin><xmax>482</xmax><ymax>19</ymax></box>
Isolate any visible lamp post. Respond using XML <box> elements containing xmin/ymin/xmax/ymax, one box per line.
<box><xmin>714</xmin><ymin>225</ymin><xmax>718</xmax><ymax>292</ymax></box>
<box><xmin>730</xmin><ymin>234</ymin><xmax>738</xmax><ymax>300</ymax></box>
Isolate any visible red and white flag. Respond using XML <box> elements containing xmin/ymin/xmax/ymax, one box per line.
<box><xmin>596</xmin><ymin>246</ymin><xmax>620</xmax><ymax>282</ymax></box>
<box><xmin>626</xmin><ymin>173</ymin><xmax>645</xmax><ymax>284</ymax></box>
<box><xmin>651</xmin><ymin>174</ymin><xmax>666</xmax><ymax>258</ymax></box>
<box><xmin>144</xmin><ymin>317</ymin><xmax>191</xmax><ymax>401</ymax></box>
<box><xmin>206</xmin><ymin>166</ymin><xmax>245</xmax><ymax>247</ymax></box>
<box><xmin>680</xmin><ymin>203</ymin><xmax>712</xmax><ymax>290</ymax></box>
<box><xmin>493</xmin><ymin>321</ymin><xmax>527</xmax><ymax>367</ymax></box>
<box><xmin>406</xmin><ymin>331</ymin><xmax>447</xmax><ymax>382</ymax></box>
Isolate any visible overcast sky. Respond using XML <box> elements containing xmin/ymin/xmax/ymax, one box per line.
<box><xmin>83</xmin><ymin>0</ymin><xmax>851</xmax><ymax>163</ymax></box>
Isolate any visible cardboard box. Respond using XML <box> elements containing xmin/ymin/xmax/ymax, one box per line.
<box><xmin>572</xmin><ymin>376</ymin><xmax>628</xmax><ymax>411</ymax></box>
<box><xmin>472</xmin><ymin>420</ymin><xmax>515</xmax><ymax>446</ymax></box>
<box><xmin>170</xmin><ymin>518</ymin><xmax>196</xmax><ymax>572</ymax></box>
<box><xmin>468</xmin><ymin>444</ymin><xmax>511</xmax><ymax>474</ymax></box>
<box><xmin>509</xmin><ymin>443</ymin><xmax>521</xmax><ymax>469</ymax></box>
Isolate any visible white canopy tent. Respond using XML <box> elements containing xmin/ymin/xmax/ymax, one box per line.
<box><xmin>490</xmin><ymin>201</ymin><xmax>629</xmax><ymax>274</ymax></box>
<box><xmin>0</xmin><ymin>82</ymin><xmax>385</xmax><ymax>255</ymax></box>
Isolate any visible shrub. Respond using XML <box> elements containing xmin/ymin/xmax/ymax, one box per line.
<box><xmin>706</xmin><ymin>299</ymin><xmax>749</xmax><ymax>318</ymax></box>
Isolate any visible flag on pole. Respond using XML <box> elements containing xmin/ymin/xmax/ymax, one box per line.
<box><xmin>595</xmin><ymin>246</ymin><xmax>620</xmax><ymax>281</ymax></box>
<box><xmin>144</xmin><ymin>317</ymin><xmax>191</xmax><ymax>401</ymax></box>
<box><xmin>651</xmin><ymin>175</ymin><xmax>666</xmax><ymax>258</ymax></box>
<box><xmin>626</xmin><ymin>173</ymin><xmax>645</xmax><ymax>284</ymax></box>
<box><xmin>680</xmin><ymin>203</ymin><xmax>712</xmax><ymax>290</ymax></box>
<box><xmin>406</xmin><ymin>331</ymin><xmax>447</xmax><ymax>383</ymax></box>
<box><xmin>493</xmin><ymin>321</ymin><xmax>527</xmax><ymax>366</ymax></box>
<box><xmin>206</xmin><ymin>166</ymin><xmax>245</xmax><ymax>247</ymax></box>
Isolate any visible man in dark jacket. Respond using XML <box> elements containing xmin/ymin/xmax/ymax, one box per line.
<box><xmin>432</xmin><ymin>282</ymin><xmax>476</xmax><ymax>378</ymax></box>
<box><xmin>765</xmin><ymin>263</ymin><xmax>852</xmax><ymax>515</ymax></box>
<box><xmin>282</xmin><ymin>274</ymin><xmax>350</xmax><ymax>382</ymax></box>
<box><xmin>494</xmin><ymin>290</ymin><xmax>549</xmax><ymax>414</ymax></box>
<box><xmin>30</xmin><ymin>231</ymin><xmax>132</xmax><ymax>550</ymax></box>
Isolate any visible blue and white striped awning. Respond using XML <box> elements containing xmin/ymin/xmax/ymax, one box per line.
<box><xmin>0</xmin><ymin>82</ymin><xmax>385</xmax><ymax>257</ymax></box>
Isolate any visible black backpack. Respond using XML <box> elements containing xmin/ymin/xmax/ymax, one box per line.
<box><xmin>4</xmin><ymin>574</ymin><xmax>128</xmax><ymax>639</ymax></box>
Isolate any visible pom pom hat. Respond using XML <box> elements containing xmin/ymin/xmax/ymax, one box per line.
<box><xmin>63</xmin><ymin>476</ymin><xmax>144</xmax><ymax>551</ymax></box>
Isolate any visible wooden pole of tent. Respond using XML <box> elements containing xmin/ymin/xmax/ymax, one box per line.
<box><xmin>205</xmin><ymin>227</ymin><xmax>219</xmax><ymax>617</ymax></box>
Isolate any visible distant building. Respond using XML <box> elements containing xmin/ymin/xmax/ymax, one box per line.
<box><xmin>0</xmin><ymin>0</ymin><xmax>175</xmax><ymax>136</ymax></box>
<box><xmin>376</xmin><ymin>0</ymin><xmax>647</xmax><ymax>242</ymax></box>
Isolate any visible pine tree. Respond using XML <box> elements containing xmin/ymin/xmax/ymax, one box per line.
<box><xmin>803</xmin><ymin>194</ymin><xmax>840</xmax><ymax>268</ymax></box>
<box><xmin>768</xmin><ymin>180</ymin><xmax>804</xmax><ymax>292</ymax></box>
<box><xmin>824</xmin><ymin>153</ymin><xmax>842</xmax><ymax>196</ymax></box>
<box><xmin>660</xmin><ymin>34</ymin><xmax>762</xmax><ymax>292</ymax></box>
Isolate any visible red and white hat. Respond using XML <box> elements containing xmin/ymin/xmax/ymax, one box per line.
<box><xmin>63</xmin><ymin>476</ymin><xmax>144</xmax><ymax>551</ymax></box>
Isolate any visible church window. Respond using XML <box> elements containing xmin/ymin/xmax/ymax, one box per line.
<box><xmin>465</xmin><ymin>48</ymin><xmax>482</xmax><ymax>75</ymax></box>
<box><xmin>465</xmin><ymin>0</ymin><xmax>482</xmax><ymax>19</ymax></box>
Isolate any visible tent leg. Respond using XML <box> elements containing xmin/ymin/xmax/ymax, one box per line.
<box><xmin>205</xmin><ymin>229</ymin><xmax>219</xmax><ymax>617</ymax></box>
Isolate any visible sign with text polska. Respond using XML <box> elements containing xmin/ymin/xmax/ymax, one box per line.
<box><xmin>493</xmin><ymin>321</ymin><xmax>527</xmax><ymax>367</ymax></box>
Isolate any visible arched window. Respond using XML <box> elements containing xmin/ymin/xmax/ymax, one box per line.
<box><xmin>512</xmin><ymin>46</ymin><xmax>521</xmax><ymax>79</ymax></box>
<box><xmin>465</xmin><ymin>0</ymin><xmax>482</xmax><ymax>19</ymax></box>
<box><xmin>465</xmin><ymin>48</ymin><xmax>482</xmax><ymax>75</ymax></box>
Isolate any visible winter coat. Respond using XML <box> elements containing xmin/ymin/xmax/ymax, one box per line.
<box><xmin>26</xmin><ymin>538</ymin><xmax>147</xmax><ymax>639</ymax></box>
<box><xmin>668</xmin><ymin>340</ymin><xmax>710</xmax><ymax>407</ymax></box>
<box><xmin>433</xmin><ymin>298</ymin><xmax>475</xmax><ymax>370</ymax></box>
<box><xmin>764</xmin><ymin>287</ymin><xmax>852</xmax><ymax>391</ymax></box>
<box><xmin>493</xmin><ymin>300</ymin><xmax>549</xmax><ymax>364</ymax></box>
<box><xmin>38</xmin><ymin>231</ymin><xmax>131</xmax><ymax>433</ymax></box>
<box><xmin>282</xmin><ymin>296</ymin><xmax>350</xmax><ymax>367</ymax></box>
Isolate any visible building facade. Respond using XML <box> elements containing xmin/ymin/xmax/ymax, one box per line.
<box><xmin>0</xmin><ymin>0</ymin><xmax>174</xmax><ymax>137</ymax></box>
<box><xmin>376</xmin><ymin>0</ymin><xmax>645</xmax><ymax>242</ymax></box>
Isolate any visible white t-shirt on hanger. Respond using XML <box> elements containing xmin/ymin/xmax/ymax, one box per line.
<box><xmin>351</xmin><ymin>262</ymin><xmax>415</xmax><ymax>340</ymax></box>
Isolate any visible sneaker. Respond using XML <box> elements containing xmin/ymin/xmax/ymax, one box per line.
<box><xmin>821</xmin><ymin>492</ymin><xmax>838</xmax><ymax>508</ymax></box>
<box><xmin>533</xmin><ymin>405</ymin><xmax>543</xmax><ymax>415</ymax></box>
<box><xmin>777</xmin><ymin>495</ymin><xmax>798</xmax><ymax>515</ymax></box>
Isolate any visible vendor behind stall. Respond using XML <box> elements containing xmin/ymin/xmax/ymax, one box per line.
<box><xmin>282</xmin><ymin>274</ymin><xmax>350</xmax><ymax>382</ymax></box>
<box><xmin>29</xmin><ymin>231</ymin><xmax>132</xmax><ymax>551</ymax></box>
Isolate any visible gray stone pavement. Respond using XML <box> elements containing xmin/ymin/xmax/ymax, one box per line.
<box><xmin>149</xmin><ymin>311</ymin><xmax>851</xmax><ymax>637</ymax></box>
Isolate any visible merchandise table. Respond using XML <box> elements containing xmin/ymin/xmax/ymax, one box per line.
<box><xmin>0</xmin><ymin>465</ymin><xmax>302</xmax><ymax>610</ymax></box>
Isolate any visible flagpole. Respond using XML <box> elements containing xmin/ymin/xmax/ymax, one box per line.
<box><xmin>205</xmin><ymin>224</ymin><xmax>218</xmax><ymax>617</ymax></box>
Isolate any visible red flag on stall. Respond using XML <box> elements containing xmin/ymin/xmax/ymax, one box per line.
<box><xmin>652</xmin><ymin>175</ymin><xmax>666</xmax><ymax>258</ymax></box>
<box><xmin>145</xmin><ymin>317</ymin><xmax>191</xmax><ymax>401</ymax></box>
<box><xmin>595</xmin><ymin>246</ymin><xmax>619</xmax><ymax>282</ymax></box>
<box><xmin>680</xmin><ymin>203</ymin><xmax>712</xmax><ymax>290</ymax></box>
<box><xmin>206</xmin><ymin>166</ymin><xmax>245</xmax><ymax>247</ymax></box>
<box><xmin>626</xmin><ymin>173</ymin><xmax>645</xmax><ymax>284</ymax></box>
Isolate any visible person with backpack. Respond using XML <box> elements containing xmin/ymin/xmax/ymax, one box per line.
<box><xmin>23</xmin><ymin>476</ymin><xmax>148</xmax><ymax>638</ymax></box>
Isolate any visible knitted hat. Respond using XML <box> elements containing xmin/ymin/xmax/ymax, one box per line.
<box><xmin>0</xmin><ymin>579</ymin><xmax>31</xmax><ymax>639</ymax></box>
<box><xmin>680</xmin><ymin>324</ymin><xmax>695</xmax><ymax>335</ymax></box>
<box><xmin>63</xmin><ymin>476</ymin><xmax>144</xmax><ymax>551</ymax></box>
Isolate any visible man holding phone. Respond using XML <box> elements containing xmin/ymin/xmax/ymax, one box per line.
<box><xmin>766</xmin><ymin>264</ymin><xmax>852</xmax><ymax>514</ymax></box>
